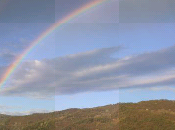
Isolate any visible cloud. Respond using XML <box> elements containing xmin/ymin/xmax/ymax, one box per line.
<box><xmin>119</xmin><ymin>0</ymin><xmax>175</xmax><ymax>23</ymax></box>
<box><xmin>121</xmin><ymin>86</ymin><xmax>175</xmax><ymax>94</ymax></box>
<box><xmin>70</xmin><ymin>0</ymin><xmax>119</xmax><ymax>23</ymax></box>
<box><xmin>0</xmin><ymin>52</ymin><xmax>16</xmax><ymax>62</ymax></box>
<box><xmin>0</xmin><ymin>52</ymin><xmax>16</xmax><ymax>67</ymax></box>
<box><xmin>0</xmin><ymin>0</ymin><xmax>55</xmax><ymax>23</ymax></box>
<box><xmin>0</xmin><ymin>109</ymin><xmax>53</xmax><ymax>116</ymax></box>
<box><xmin>1</xmin><ymin>45</ymin><xmax>175</xmax><ymax>99</ymax></box>
<box><xmin>0</xmin><ymin>38</ymin><xmax>31</xmax><ymax>66</ymax></box>
<box><xmin>149</xmin><ymin>86</ymin><xmax>175</xmax><ymax>92</ymax></box>
<box><xmin>0</xmin><ymin>105</ymin><xmax>21</xmax><ymax>110</ymax></box>
<box><xmin>0</xmin><ymin>105</ymin><xmax>11</xmax><ymax>110</ymax></box>
<box><xmin>0</xmin><ymin>36</ymin><xmax>31</xmax><ymax>51</ymax></box>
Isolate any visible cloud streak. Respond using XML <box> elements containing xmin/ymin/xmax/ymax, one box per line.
<box><xmin>0</xmin><ymin>45</ymin><xmax>175</xmax><ymax>98</ymax></box>
<box><xmin>0</xmin><ymin>105</ymin><xmax>21</xmax><ymax>110</ymax></box>
<box><xmin>0</xmin><ymin>109</ymin><xmax>53</xmax><ymax>116</ymax></box>
<box><xmin>0</xmin><ymin>52</ymin><xmax>16</xmax><ymax>63</ymax></box>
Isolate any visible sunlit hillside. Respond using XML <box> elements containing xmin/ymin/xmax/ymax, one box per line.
<box><xmin>0</xmin><ymin>100</ymin><xmax>175</xmax><ymax>130</ymax></box>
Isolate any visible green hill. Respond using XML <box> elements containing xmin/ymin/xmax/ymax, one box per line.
<box><xmin>1</xmin><ymin>100</ymin><xmax>175</xmax><ymax>130</ymax></box>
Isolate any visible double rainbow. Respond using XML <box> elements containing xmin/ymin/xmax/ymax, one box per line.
<box><xmin>0</xmin><ymin>0</ymin><xmax>108</xmax><ymax>89</ymax></box>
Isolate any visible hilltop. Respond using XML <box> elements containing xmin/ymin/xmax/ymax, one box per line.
<box><xmin>1</xmin><ymin>100</ymin><xmax>175</xmax><ymax>130</ymax></box>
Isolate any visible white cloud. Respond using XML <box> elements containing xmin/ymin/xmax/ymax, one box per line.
<box><xmin>0</xmin><ymin>109</ymin><xmax>54</xmax><ymax>116</ymax></box>
<box><xmin>0</xmin><ymin>105</ymin><xmax>21</xmax><ymax>110</ymax></box>
<box><xmin>122</xmin><ymin>86</ymin><xmax>175</xmax><ymax>94</ymax></box>
<box><xmin>149</xmin><ymin>86</ymin><xmax>175</xmax><ymax>92</ymax></box>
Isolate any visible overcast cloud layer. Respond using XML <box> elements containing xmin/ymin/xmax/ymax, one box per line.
<box><xmin>0</xmin><ymin>0</ymin><xmax>55</xmax><ymax>23</ymax></box>
<box><xmin>119</xmin><ymin>0</ymin><xmax>175</xmax><ymax>23</ymax></box>
<box><xmin>0</xmin><ymin>45</ymin><xmax>175</xmax><ymax>99</ymax></box>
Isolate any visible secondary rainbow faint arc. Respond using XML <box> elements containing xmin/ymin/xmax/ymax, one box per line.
<box><xmin>0</xmin><ymin>0</ymin><xmax>108</xmax><ymax>88</ymax></box>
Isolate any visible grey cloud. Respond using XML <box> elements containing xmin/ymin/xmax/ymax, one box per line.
<box><xmin>0</xmin><ymin>0</ymin><xmax>55</xmax><ymax>23</ymax></box>
<box><xmin>50</xmin><ymin>46</ymin><xmax>122</xmax><ymax>71</ymax></box>
<box><xmin>73</xmin><ymin>45</ymin><xmax>175</xmax><ymax>82</ymax></box>
<box><xmin>0</xmin><ymin>52</ymin><xmax>15</xmax><ymax>61</ymax></box>
<box><xmin>0</xmin><ymin>39</ymin><xmax>31</xmax><ymax>66</ymax></box>
<box><xmin>0</xmin><ymin>52</ymin><xmax>16</xmax><ymax>66</ymax></box>
<box><xmin>119</xmin><ymin>0</ymin><xmax>175</xmax><ymax>23</ymax></box>
<box><xmin>70</xmin><ymin>0</ymin><xmax>119</xmax><ymax>23</ymax></box>
<box><xmin>1</xmin><ymin>45</ymin><xmax>175</xmax><ymax>98</ymax></box>
<box><xmin>0</xmin><ymin>66</ymin><xmax>7</xmax><ymax>75</ymax></box>
<box><xmin>0</xmin><ymin>39</ymin><xmax>30</xmax><ymax>51</ymax></box>
<box><xmin>0</xmin><ymin>46</ymin><xmax>122</xmax><ymax>98</ymax></box>
<box><xmin>113</xmin><ymin>45</ymin><xmax>175</xmax><ymax>76</ymax></box>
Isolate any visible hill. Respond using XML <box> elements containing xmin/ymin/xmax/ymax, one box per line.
<box><xmin>1</xmin><ymin>100</ymin><xmax>175</xmax><ymax>130</ymax></box>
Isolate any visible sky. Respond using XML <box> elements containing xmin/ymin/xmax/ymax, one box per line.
<box><xmin>0</xmin><ymin>0</ymin><xmax>175</xmax><ymax>115</ymax></box>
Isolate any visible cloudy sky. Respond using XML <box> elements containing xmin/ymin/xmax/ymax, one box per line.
<box><xmin>0</xmin><ymin>0</ymin><xmax>175</xmax><ymax>115</ymax></box>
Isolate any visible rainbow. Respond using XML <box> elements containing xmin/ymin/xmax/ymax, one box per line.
<box><xmin>0</xmin><ymin>0</ymin><xmax>108</xmax><ymax>89</ymax></box>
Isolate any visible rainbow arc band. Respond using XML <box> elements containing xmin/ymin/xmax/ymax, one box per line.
<box><xmin>0</xmin><ymin>0</ymin><xmax>108</xmax><ymax>89</ymax></box>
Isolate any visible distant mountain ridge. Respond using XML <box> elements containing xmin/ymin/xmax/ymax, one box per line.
<box><xmin>1</xmin><ymin>99</ymin><xmax>175</xmax><ymax>130</ymax></box>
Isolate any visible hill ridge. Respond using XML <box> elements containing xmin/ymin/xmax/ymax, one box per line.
<box><xmin>1</xmin><ymin>99</ymin><xmax>175</xmax><ymax>130</ymax></box>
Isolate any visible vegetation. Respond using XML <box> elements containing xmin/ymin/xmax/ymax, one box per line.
<box><xmin>1</xmin><ymin>100</ymin><xmax>175</xmax><ymax>130</ymax></box>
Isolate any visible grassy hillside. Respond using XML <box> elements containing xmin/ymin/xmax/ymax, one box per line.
<box><xmin>1</xmin><ymin>100</ymin><xmax>175</xmax><ymax>130</ymax></box>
